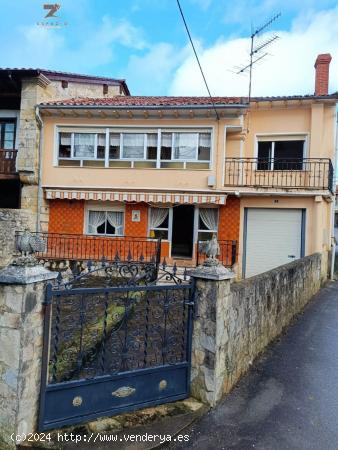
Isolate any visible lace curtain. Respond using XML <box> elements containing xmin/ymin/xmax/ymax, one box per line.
<box><xmin>123</xmin><ymin>133</ymin><xmax>144</xmax><ymax>158</ymax></box>
<box><xmin>174</xmin><ymin>133</ymin><xmax>197</xmax><ymax>159</ymax></box>
<box><xmin>107</xmin><ymin>211</ymin><xmax>124</xmax><ymax>235</ymax></box>
<box><xmin>88</xmin><ymin>211</ymin><xmax>106</xmax><ymax>233</ymax></box>
<box><xmin>74</xmin><ymin>133</ymin><xmax>95</xmax><ymax>158</ymax></box>
<box><xmin>199</xmin><ymin>208</ymin><xmax>218</xmax><ymax>231</ymax></box>
<box><xmin>149</xmin><ymin>208</ymin><xmax>169</xmax><ymax>229</ymax></box>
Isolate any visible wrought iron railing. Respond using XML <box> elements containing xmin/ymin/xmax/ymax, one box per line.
<box><xmin>196</xmin><ymin>239</ymin><xmax>237</xmax><ymax>267</ymax></box>
<box><xmin>15</xmin><ymin>231</ymin><xmax>161</xmax><ymax>265</ymax></box>
<box><xmin>0</xmin><ymin>149</ymin><xmax>17</xmax><ymax>174</ymax></box>
<box><xmin>224</xmin><ymin>158</ymin><xmax>334</xmax><ymax>192</ymax></box>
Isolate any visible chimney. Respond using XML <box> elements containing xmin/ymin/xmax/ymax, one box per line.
<box><xmin>314</xmin><ymin>53</ymin><xmax>332</xmax><ymax>96</ymax></box>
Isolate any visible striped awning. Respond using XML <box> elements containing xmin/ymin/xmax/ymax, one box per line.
<box><xmin>45</xmin><ymin>189</ymin><xmax>227</xmax><ymax>205</ymax></box>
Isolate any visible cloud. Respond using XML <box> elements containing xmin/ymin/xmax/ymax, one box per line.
<box><xmin>168</xmin><ymin>6</ymin><xmax>338</xmax><ymax>96</ymax></box>
<box><xmin>189</xmin><ymin>0</ymin><xmax>213</xmax><ymax>11</ymax></box>
<box><xmin>1</xmin><ymin>16</ymin><xmax>146</xmax><ymax>72</ymax></box>
<box><xmin>125</xmin><ymin>43</ymin><xmax>190</xmax><ymax>95</ymax></box>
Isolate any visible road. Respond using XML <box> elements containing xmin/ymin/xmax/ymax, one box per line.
<box><xmin>169</xmin><ymin>282</ymin><xmax>338</xmax><ymax>450</ymax></box>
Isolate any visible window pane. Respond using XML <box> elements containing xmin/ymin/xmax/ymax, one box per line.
<box><xmin>161</xmin><ymin>133</ymin><xmax>172</xmax><ymax>160</ymax></box>
<box><xmin>109</xmin><ymin>133</ymin><xmax>120</xmax><ymax>159</ymax></box>
<box><xmin>198</xmin><ymin>231</ymin><xmax>215</xmax><ymax>241</ymax></box>
<box><xmin>74</xmin><ymin>133</ymin><xmax>95</xmax><ymax>158</ymax></box>
<box><xmin>152</xmin><ymin>229</ymin><xmax>168</xmax><ymax>239</ymax></box>
<box><xmin>147</xmin><ymin>133</ymin><xmax>157</xmax><ymax>160</ymax></box>
<box><xmin>274</xmin><ymin>141</ymin><xmax>304</xmax><ymax>170</ymax></box>
<box><xmin>198</xmin><ymin>133</ymin><xmax>211</xmax><ymax>160</ymax></box>
<box><xmin>4</xmin><ymin>123</ymin><xmax>14</xmax><ymax>132</ymax></box>
<box><xmin>174</xmin><ymin>133</ymin><xmax>197</xmax><ymax>160</ymax></box>
<box><xmin>257</xmin><ymin>141</ymin><xmax>272</xmax><ymax>170</ymax></box>
<box><xmin>122</xmin><ymin>133</ymin><xmax>144</xmax><ymax>159</ymax></box>
<box><xmin>4</xmin><ymin>140</ymin><xmax>14</xmax><ymax>149</ymax></box>
<box><xmin>97</xmin><ymin>133</ymin><xmax>106</xmax><ymax>159</ymax></box>
<box><xmin>59</xmin><ymin>132</ymin><xmax>71</xmax><ymax>158</ymax></box>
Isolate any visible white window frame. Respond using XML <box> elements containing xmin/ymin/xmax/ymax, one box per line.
<box><xmin>55</xmin><ymin>125</ymin><xmax>214</xmax><ymax>169</ymax></box>
<box><xmin>84</xmin><ymin>204</ymin><xmax>125</xmax><ymax>236</ymax></box>
<box><xmin>255</xmin><ymin>133</ymin><xmax>309</xmax><ymax>171</ymax></box>
<box><xmin>148</xmin><ymin>207</ymin><xmax>171</xmax><ymax>240</ymax></box>
<box><xmin>194</xmin><ymin>206</ymin><xmax>219</xmax><ymax>244</ymax></box>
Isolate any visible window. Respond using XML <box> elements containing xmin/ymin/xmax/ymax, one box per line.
<box><xmin>122</xmin><ymin>133</ymin><xmax>144</xmax><ymax>159</ymax></box>
<box><xmin>257</xmin><ymin>139</ymin><xmax>305</xmax><ymax>170</ymax></box>
<box><xmin>149</xmin><ymin>208</ymin><xmax>169</xmax><ymax>239</ymax></box>
<box><xmin>197</xmin><ymin>208</ymin><xmax>218</xmax><ymax>241</ymax></box>
<box><xmin>335</xmin><ymin>213</ymin><xmax>338</xmax><ymax>228</ymax></box>
<box><xmin>57</xmin><ymin>128</ymin><xmax>212</xmax><ymax>168</ymax></box>
<box><xmin>0</xmin><ymin>120</ymin><xmax>16</xmax><ymax>149</ymax></box>
<box><xmin>87</xmin><ymin>210</ymin><xmax>124</xmax><ymax>236</ymax></box>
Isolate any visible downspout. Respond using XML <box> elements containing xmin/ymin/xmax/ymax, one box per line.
<box><xmin>330</xmin><ymin>111</ymin><xmax>337</xmax><ymax>279</ymax></box>
<box><xmin>35</xmin><ymin>105</ymin><xmax>43</xmax><ymax>232</ymax></box>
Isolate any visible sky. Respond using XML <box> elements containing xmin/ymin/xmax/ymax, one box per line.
<box><xmin>1</xmin><ymin>0</ymin><xmax>338</xmax><ymax>97</ymax></box>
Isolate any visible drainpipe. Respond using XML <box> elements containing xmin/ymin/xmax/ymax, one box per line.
<box><xmin>35</xmin><ymin>105</ymin><xmax>43</xmax><ymax>232</ymax></box>
<box><xmin>330</xmin><ymin>112</ymin><xmax>337</xmax><ymax>279</ymax></box>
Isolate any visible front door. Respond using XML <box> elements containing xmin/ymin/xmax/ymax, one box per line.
<box><xmin>171</xmin><ymin>205</ymin><xmax>194</xmax><ymax>258</ymax></box>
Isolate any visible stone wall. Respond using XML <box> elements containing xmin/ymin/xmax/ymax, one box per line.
<box><xmin>191</xmin><ymin>253</ymin><xmax>322</xmax><ymax>405</ymax></box>
<box><xmin>0</xmin><ymin>209</ymin><xmax>35</xmax><ymax>268</ymax></box>
<box><xmin>0</xmin><ymin>263</ymin><xmax>56</xmax><ymax>450</ymax></box>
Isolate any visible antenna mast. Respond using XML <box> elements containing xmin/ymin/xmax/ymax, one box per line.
<box><xmin>236</xmin><ymin>12</ymin><xmax>281</xmax><ymax>101</ymax></box>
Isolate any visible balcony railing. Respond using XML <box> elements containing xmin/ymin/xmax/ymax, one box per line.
<box><xmin>0</xmin><ymin>149</ymin><xmax>17</xmax><ymax>174</ymax></box>
<box><xmin>224</xmin><ymin>158</ymin><xmax>334</xmax><ymax>192</ymax></box>
<box><xmin>196</xmin><ymin>240</ymin><xmax>237</xmax><ymax>267</ymax></box>
<box><xmin>15</xmin><ymin>232</ymin><xmax>161</xmax><ymax>265</ymax></box>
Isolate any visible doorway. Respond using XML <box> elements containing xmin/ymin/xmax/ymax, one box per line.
<box><xmin>171</xmin><ymin>205</ymin><xmax>195</xmax><ymax>258</ymax></box>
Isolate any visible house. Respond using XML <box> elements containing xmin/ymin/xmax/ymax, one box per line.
<box><xmin>33</xmin><ymin>54</ymin><xmax>337</xmax><ymax>278</ymax></box>
<box><xmin>0</xmin><ymin>68</ymin><xmax>129</xmax><ymax>215</ymax></box>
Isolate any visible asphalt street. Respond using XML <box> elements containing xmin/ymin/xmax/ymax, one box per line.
<box><xmin>169</xmin><ymin>282</ymin><xmax>338</xmax><ymax>450</ymax></box>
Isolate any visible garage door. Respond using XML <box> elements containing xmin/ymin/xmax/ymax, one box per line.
<box><xmin>244</xmin><ymin>208</ymin><xmax>304</xmax><ymax>278</ymax></box>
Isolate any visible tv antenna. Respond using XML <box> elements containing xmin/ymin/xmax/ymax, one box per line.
<box><xmin>235</xmin><ymin>12</ymin><xmax>281</xmax><ymax>101</ymax></box>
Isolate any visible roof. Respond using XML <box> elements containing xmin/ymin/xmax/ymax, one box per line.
<box><xmin>40</xmin><ymin>96</ymin><xmax>248</xmax><ymax>108</ymax></box>
<box><xmin>0</xmin><ymin>68</ymin><xmax>130</xmax><ymax>95</ymax></box>
<box><xmin>39</xmin><ymin>93</ymin><xmax>338</xmax><ymax>109</ymax></box>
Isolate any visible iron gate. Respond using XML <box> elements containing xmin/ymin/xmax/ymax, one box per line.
<box><xmin>38</xmin><ymin>259</ymin><xmax>194</xmax><ymax>431</ymax></box>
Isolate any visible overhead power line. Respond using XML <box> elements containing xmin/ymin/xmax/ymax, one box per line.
<box><xmin>176</xmin><ymin>0</ymin><xmax>220</xmax><ymax>120</ymax></box>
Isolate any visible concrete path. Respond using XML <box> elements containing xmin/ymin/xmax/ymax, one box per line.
<box><xmin>169</xmin><ymin>282</ymin><xmax>338</xmax><ymax>450</ymax></box>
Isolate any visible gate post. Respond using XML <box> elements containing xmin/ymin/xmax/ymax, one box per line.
<box><xmin>189</xmin><ymin>260</ymin><xmax>235</xmax><ymax>407</ymax></box>
<box><xmin>0</xmin><ymin>256</ymin><xmax>57</xmax><ymax>450</ymax></box>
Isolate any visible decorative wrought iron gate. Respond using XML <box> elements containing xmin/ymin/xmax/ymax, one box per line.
<box><xmin>38</xmin><ymin>260</ymin><xmax>194</xmax><ymax>431</ymax></box>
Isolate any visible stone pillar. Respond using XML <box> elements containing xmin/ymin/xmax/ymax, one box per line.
<box><xmin>189</xmin><ymin>261</ymin><xmax>235</xmax><ymax>407</ymax></box>
<box><xmin>0</xmin><ymin>258</ymin><xmax>57</xmax><ymax>450</ymax></box>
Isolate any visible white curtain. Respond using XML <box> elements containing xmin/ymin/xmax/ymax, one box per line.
<box><xmin>147</xmin><ymin>134</ymin><xmax>157</xmax><ymax>147</ymax></box>
<box><xmin>123</xmin><ymin>133</ymin><xmax>144</xmax><ymax>158</ymax></box>
<box><xmin>88</xmin><ymin>211</ymin><xmax>106</xmax><ymax>233</ymax></box>
<box><xmin>107</xmin><ymin>211</ymin><xmax>124</xmax><ymax>235</ymax></box>
<box><xmin>199</xmin><ymin>133</ymin><xmax>211</xmax><ymax>148</ymax></box>
<box><xmin>199</xmin><ymin>208</ymin><xmax>218</xmax><ymax>231</ymax></box>
<box><xmin>161</xmin><ymin>133</ymin><xmax>172</xmax><ymax>147</ymax></box>
<box><xmin>74</xmin><ymin>133</ymin><xmax>95</xmax><ymax>158</ymax></box>
<box><xmin>174</xmin><ymin>133</ymin><xmax>197</xmax><ymax>159</ymax></box>
<box><xmin>60</xmin><ymin>133</ymin><xmax>71</xmax><ymax>145</ymax></box>
<box><xmin>150</xmin><ymin>208</ymin><xmax>169</xmax><ymax>229</ymax></box>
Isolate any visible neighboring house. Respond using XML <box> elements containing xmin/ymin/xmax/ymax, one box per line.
<box><xmin>0</xmin><ymin>68</ymin><xmax>129</xmax><ymax>221</ymax></box>
<box><xmin>28</xmin><ymin>54</ymin><xmax>338</xmax><ymax>278</ymax></box>
<box><xmin>335</xmin><ymin>187</ymin><xmax>338</xmax><ymax>246</ymax></box>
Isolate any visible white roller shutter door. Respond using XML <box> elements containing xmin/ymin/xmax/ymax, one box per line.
<box><xmin>244</xmin><ymin>208</ymin><xmax>303</xmax><ymax>278</ymax></box>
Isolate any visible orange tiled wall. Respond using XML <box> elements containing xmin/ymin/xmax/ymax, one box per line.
<box><xmin>48</xmin><ymin>200</ymin><xmax>85</xmax><ymax>234</ymax></box>
<box><xmin>218</xmin><ymin>196</ymin><xmax>240</xmax><ymax>243</ymax></box>
<box><xmin>124</xmin><ymin>203</ymin><xmax>148</xmax><ymax>237</ymax></box>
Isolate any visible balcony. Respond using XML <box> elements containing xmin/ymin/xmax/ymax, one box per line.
<box><xmin>224</xmin><ymin>158</ymin><xmax>334</xmax><ymax>192</ymax></box>
<box><xmin>0</xmin><ymin>149</ymin><xmax>18</xmax><ymax>178</ymax></box>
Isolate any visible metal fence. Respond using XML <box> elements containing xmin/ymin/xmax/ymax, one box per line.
<box><xmin>196</xmin><ymin>239</ymin><xmax>237</xmax><ymax>267</ymax></box>
<box><xmin>15</xmin><ymin>231</ymin><xmax>161</xmax><ymax>264</ymax></box>
<box><xmin>224</xmin><ymin>158</ymin><xmax>334</xmax><ymax>192</ymax></box>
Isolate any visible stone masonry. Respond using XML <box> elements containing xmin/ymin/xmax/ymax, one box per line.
<box><xmin>0</xmin><ymin>261</ymin><xmax>57</xmax><ymax>450</ymax></box>
<box><xmin>190</xmin><ymin>253</ymin><xmax>323</xmax><ymax>406</ymax></box>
